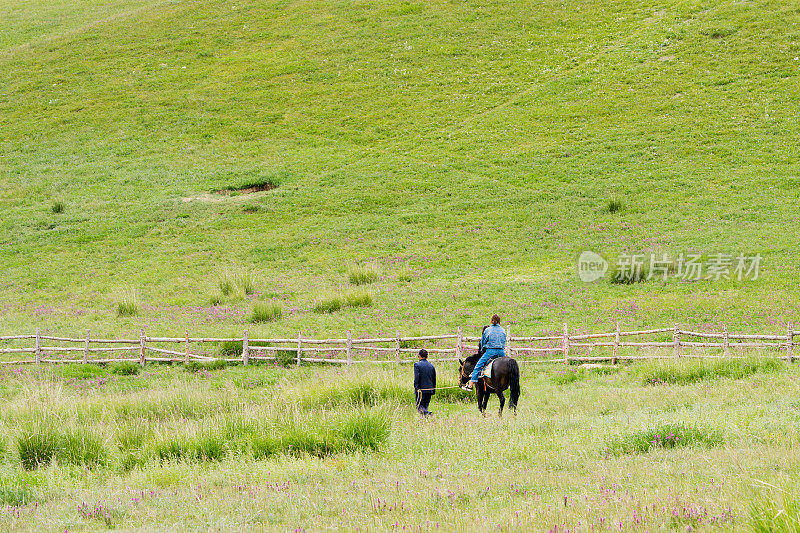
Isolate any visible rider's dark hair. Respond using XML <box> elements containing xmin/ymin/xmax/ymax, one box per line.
<box><xmin>491</xmin><ymin>314</ymin><xmax>501</xmax><ymax>325</ymax></box>
<box><xmin>418</xmin><ymin>349</ymin><xmax>428</xmax><ymax>359</ymax></box>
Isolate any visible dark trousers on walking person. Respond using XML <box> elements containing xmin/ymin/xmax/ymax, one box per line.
<box><xmin>416</xmin><ymin>391</ymin><xmax>433</xmax><ymax>415</ymax></box>
<box><xmin>414</xmin><ymin>349</ymin><xmax>435</xmax><ymax>416</ymax></box>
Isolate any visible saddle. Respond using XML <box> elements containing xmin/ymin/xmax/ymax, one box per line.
<box><xmin>479</xmin><ymin>359</ymin><xmax>495</xmax><ymax>379</ymax></box>
<box><xmin>477</xmin><ymin>360</ymin><xmax>496</xmax><ymax>390</ymax></box>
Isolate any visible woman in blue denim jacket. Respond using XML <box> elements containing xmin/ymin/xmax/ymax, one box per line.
<box><xmin>462</xmin><ymin>314</ymin><xmax>506</xmax><ymax>391</ymax></box>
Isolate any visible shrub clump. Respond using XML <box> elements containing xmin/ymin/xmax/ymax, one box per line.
<box><xmin>185</xmin><ymin>359</ymin><xmax>228</xmax><ymax>372</ymax></box>
<box><xmin>348</xmin><ymin>264</ymin><xmax>379</xmax><ymax>285</ymax></box>
<box><xmin>237</xmin><ymin>269</ymin><xmax>255</xmax><ymax>295</ymax></box>
<box><xmin>0</xmin><ymin>486</ymin><xmax>37</xmax><ymax>506</ymax></box>
<box><xmin>140</xmin><ymin>409</ymin><xmax>390</xmax><ymax>463</ymax></box>
<box><xmin>552</xmin><ymin>367</ymin><xmax>587</xmax><ymax>385</ymax></box>
<box><xmin>332</xmin><ymin>409</ymin><xmax>390</xmax><ymax>451</ymax></box>
<box><xmin>15</xmin><ymin>422</ymin><xmax>107</xmax><ymax>470</ymax></box>
<box><xmin>109</xmin><ymin>361</ymin><xmax>140</xmax><ymax>376</ymax></box>
<box><xmin>150</xmin><ymin>430</ymin><xmax>227</xmax><ymax>463</ymax></box>
<box><xmin>279</xmin><ymin>409</ymin><xmax>390</xmax><ymax>457</ymax></box>
<box><xmin>314</xmin><ymin>291</ymin><xmax>374</xmax><ymax>313</ymax></box>
<box><xmin>115</xmin><ymin>288</ymin><xmax>139</xmax><ymax>317</ymax></box>
<box><xmin>314</xmin><ymin>294</ymin><xmax>343</xmax><ymax>314</ymax></box>
<box><xmin>218</xmin><ymin>270</ymin><xmax>235</xmax><ymax>296</ymax></box>
<box><xmin>251</xmin><ymin>301</ymin><xmax>282</xmax><ymax>323</ymax></box>
<box><xmin>300</xmin><ymin>380</ymin><xmax>407</xmax><ymax>409</ymax></box>
<box><xmin>605</xmin><ymin>424</ymin><xmax>721</xmax><ymax>456</ymax></box>
<box><xmin>55</xmin><ymin>363</ymin><xmax>106</xmax><ymax>379</ymax></box>
<box><xmin>51</xmin><ymin>201</ymin><xmax>65</xmax><ymax>214</ymax></box>
<box><xmin>345</xmin><ymin>290</ymin><xmax>373</xmax><ymax>308</ymax></box>
<box><xmin>604</xmin><ymin>196</ymin><xmax>624</xmax><ymax>213</ymax></box>
<box><xmin>16</xmin><ymin>427</ymin><xmax>59</xmax><ymax>470</ymax></box>
<box><xmin>397</xmin><ymin>266</ymin><xmax>414</xmax><ymax>282</ymax></box>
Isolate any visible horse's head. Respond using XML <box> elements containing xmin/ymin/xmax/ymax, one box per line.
<box><xmin>458</xmin><ymin>354</ymin><xmax>480</xmax><ymax>386</ymax></box>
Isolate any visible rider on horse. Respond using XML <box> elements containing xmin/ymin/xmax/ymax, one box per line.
<box><xmin>462</xmin><ymin>314</ymin><xmax>506</xmax><ymax>391</ymax></box>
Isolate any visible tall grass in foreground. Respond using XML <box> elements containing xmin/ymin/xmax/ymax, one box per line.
<box><xmin>14</xmin><ymin>417</ymin><xmax>107</xmax><ymax>470</ymax></box>
<box><xmin>135</xmin><ymin>409</ymin><xmax>390</xmax><ymax>465</ymax></box>
<box><xmin>605</xmin><ymin>424</ymin><xmax>721</xmax><ymax>456</ymax></box>
<box><xmin>347</xmin><ymin>264</ymin><xmax>379</xmax><ymax>285</ymax></box>
<box><xmin>2</xmin><ymin>374</ymin><xmax>398</xmax><ymax>471</ymax></box>
<box><xmin>0</xmin><ymin>486</ymin><xmax>37</xmax><ymax>506</ymax></box>
<box><xmin>632</xmin><ymin>356</ymin><xmax>782</xmax><ymax>385</ymax></box>
<box><xmin>115</xmin><ymin>287</ymin><xmax>139</xmax><ymax>317</ymax></box>
<box><xmin>749</xmin><ymin>483</ymin><xmax>800</xmax><ymax>533</ymax></box>
<box><xmin>297</xmin><ymin>377</ymin><xmax>408</xmax><ymax>409</ymax></box>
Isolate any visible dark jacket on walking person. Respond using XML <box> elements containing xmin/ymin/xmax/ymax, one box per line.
<box><xmin>413</xmin><ymin>349</ymin><xmax>436</xmax><ymax>415</ymax></box>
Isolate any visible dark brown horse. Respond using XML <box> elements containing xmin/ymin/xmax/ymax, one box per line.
<box><xmin>458</xmin><ymin>354</ymin><xmax>520</xmax><ymax>416</ymax></box>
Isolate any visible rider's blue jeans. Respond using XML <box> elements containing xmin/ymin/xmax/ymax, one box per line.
<box><xmin>470</xmin><ymin>348</ymin><xmax>504</xmax><ymax>382</ymax></box>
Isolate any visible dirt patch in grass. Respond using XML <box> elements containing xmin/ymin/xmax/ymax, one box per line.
<box><xmin>213</xmin><ymin>178</ymin><xmax>279</xmax><ymax>196</ymax></box>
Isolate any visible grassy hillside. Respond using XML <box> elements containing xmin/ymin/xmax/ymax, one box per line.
<box><xmin>1</xmin><ymin>0</ymin><xmax>799</xmax><ymax>338</ymax></box>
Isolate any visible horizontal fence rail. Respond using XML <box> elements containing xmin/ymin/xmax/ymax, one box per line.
<box><xmin>0</xmin><ymin>324</ymin><xmax>796</xmax><ymax>366</ymax></box>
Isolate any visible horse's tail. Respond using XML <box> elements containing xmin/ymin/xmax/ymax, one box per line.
<box><xmin>508</xmin><ymin>358</ymin><xmax>520</xmax><ymax>412</ymax></box>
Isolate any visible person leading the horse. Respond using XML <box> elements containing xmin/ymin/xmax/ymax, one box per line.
<box><xmin>414</xmin><ymin>349</ymin><xmax>436</xmax><ymax>415</ymax></box>
<box><xmin>462</xmin><ymin>314</ymin><xmax>506</xmax><ymax>391</ymax></box>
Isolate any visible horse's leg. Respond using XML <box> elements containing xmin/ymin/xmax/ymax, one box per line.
<box><xmin>479</xmin><ymin>384</ymin><xmax>491</xmax><ymax>416</ymax></box>
<box><xmin>476</xmin><ymin>387</ymin><xmax>485</xmax><ymax>415</ymax></box>
<box><xmin>497</xmin><ymin>390</ymin><xmax>505</xmax><ymax>418</ymax></box>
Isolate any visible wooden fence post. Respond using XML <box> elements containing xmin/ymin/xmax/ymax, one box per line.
<box><xmin>139</xmin><ymin>329</ymin><xmax>146</xmax><ymax>367</ymax></box>
<box><xmin>673</xmin><ymin>325</ymin><xmax>680</xmax><ymax>359</ymax></box>
<box><xmin>242</xmin><ymin>330</ymin><xmax>249</xmax><ymax>366</ymax></box>
<box><xmin>395</xmin><ymin>330</ymin><xmax>401</xmax><ymax>364</ymax></box>
<box><xmin>35</xmin><ymin>327</ymin><xmax>41</xmax><ymax>364</ymax></box>
<box><xmin>184</xmin><ymin>331</ymin><xmax>190</xmax><ymax>365</ymax></box>
<box><xmin>612</xmin><ymin>322</ymin><xmax>620</xmax><ymax>365</ymax></box>
<box><xmin>723</xmin><ymin>325</ymin><xmax>730</xmax><ymax>357</ymax></box>
<box><xmin>563</xmin><ymin>323</ymin><xmax>570</xmax><ymax>364</ymax></box>
<box><xmin>346</xmin><ymin>330</ymin><xmax>353</xmax><ymax>366</ymax></box>
<box><xmin>506</xmin><ymin>325</ymin><xmax>512</xmax><ymax>358</ymax></box>
<box><xmin>787</xmin><ymin>322</ymin><xmax>794</xmax><ymax>364</ymax></box>
<box><xmin>456</xmin><ymin>327</ymin><xmax>463</xmax><ymax>361</ymax></box>
<box><xmin>83</xmin><ymin>329</ymin><xmax>90</xmax><ymax>364</ymax></box>
<box><xmin>296</xmin><ymin>332</ymin><xmax>302</xmax><ymax>366</ymax></box>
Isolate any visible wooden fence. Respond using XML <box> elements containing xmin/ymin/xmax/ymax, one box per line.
<box><xmin>0</xmin><ymin>323</ymin><xmax>796</xmax><ymax>366</ymax></box>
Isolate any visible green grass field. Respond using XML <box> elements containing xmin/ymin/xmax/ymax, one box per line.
<box><xmin>0</xmin><ymin>359</ymin><xmax>798</xmax><ymax>531</ymax></box>
<box><xmin>2</xmin><ymin>1</ymin><xmax>800</xmax><ymax>530</ymax></box>
<box><xmin>1</xmin><ymin>0</ymin><xmax>799</xmax><ymax>339</ymax></box>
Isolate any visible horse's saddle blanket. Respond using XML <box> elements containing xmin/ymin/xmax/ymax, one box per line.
<box><xmin>480</xmin><ymin>359</ymin><xmax>495</xmax><ymax>379</ymax></box>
